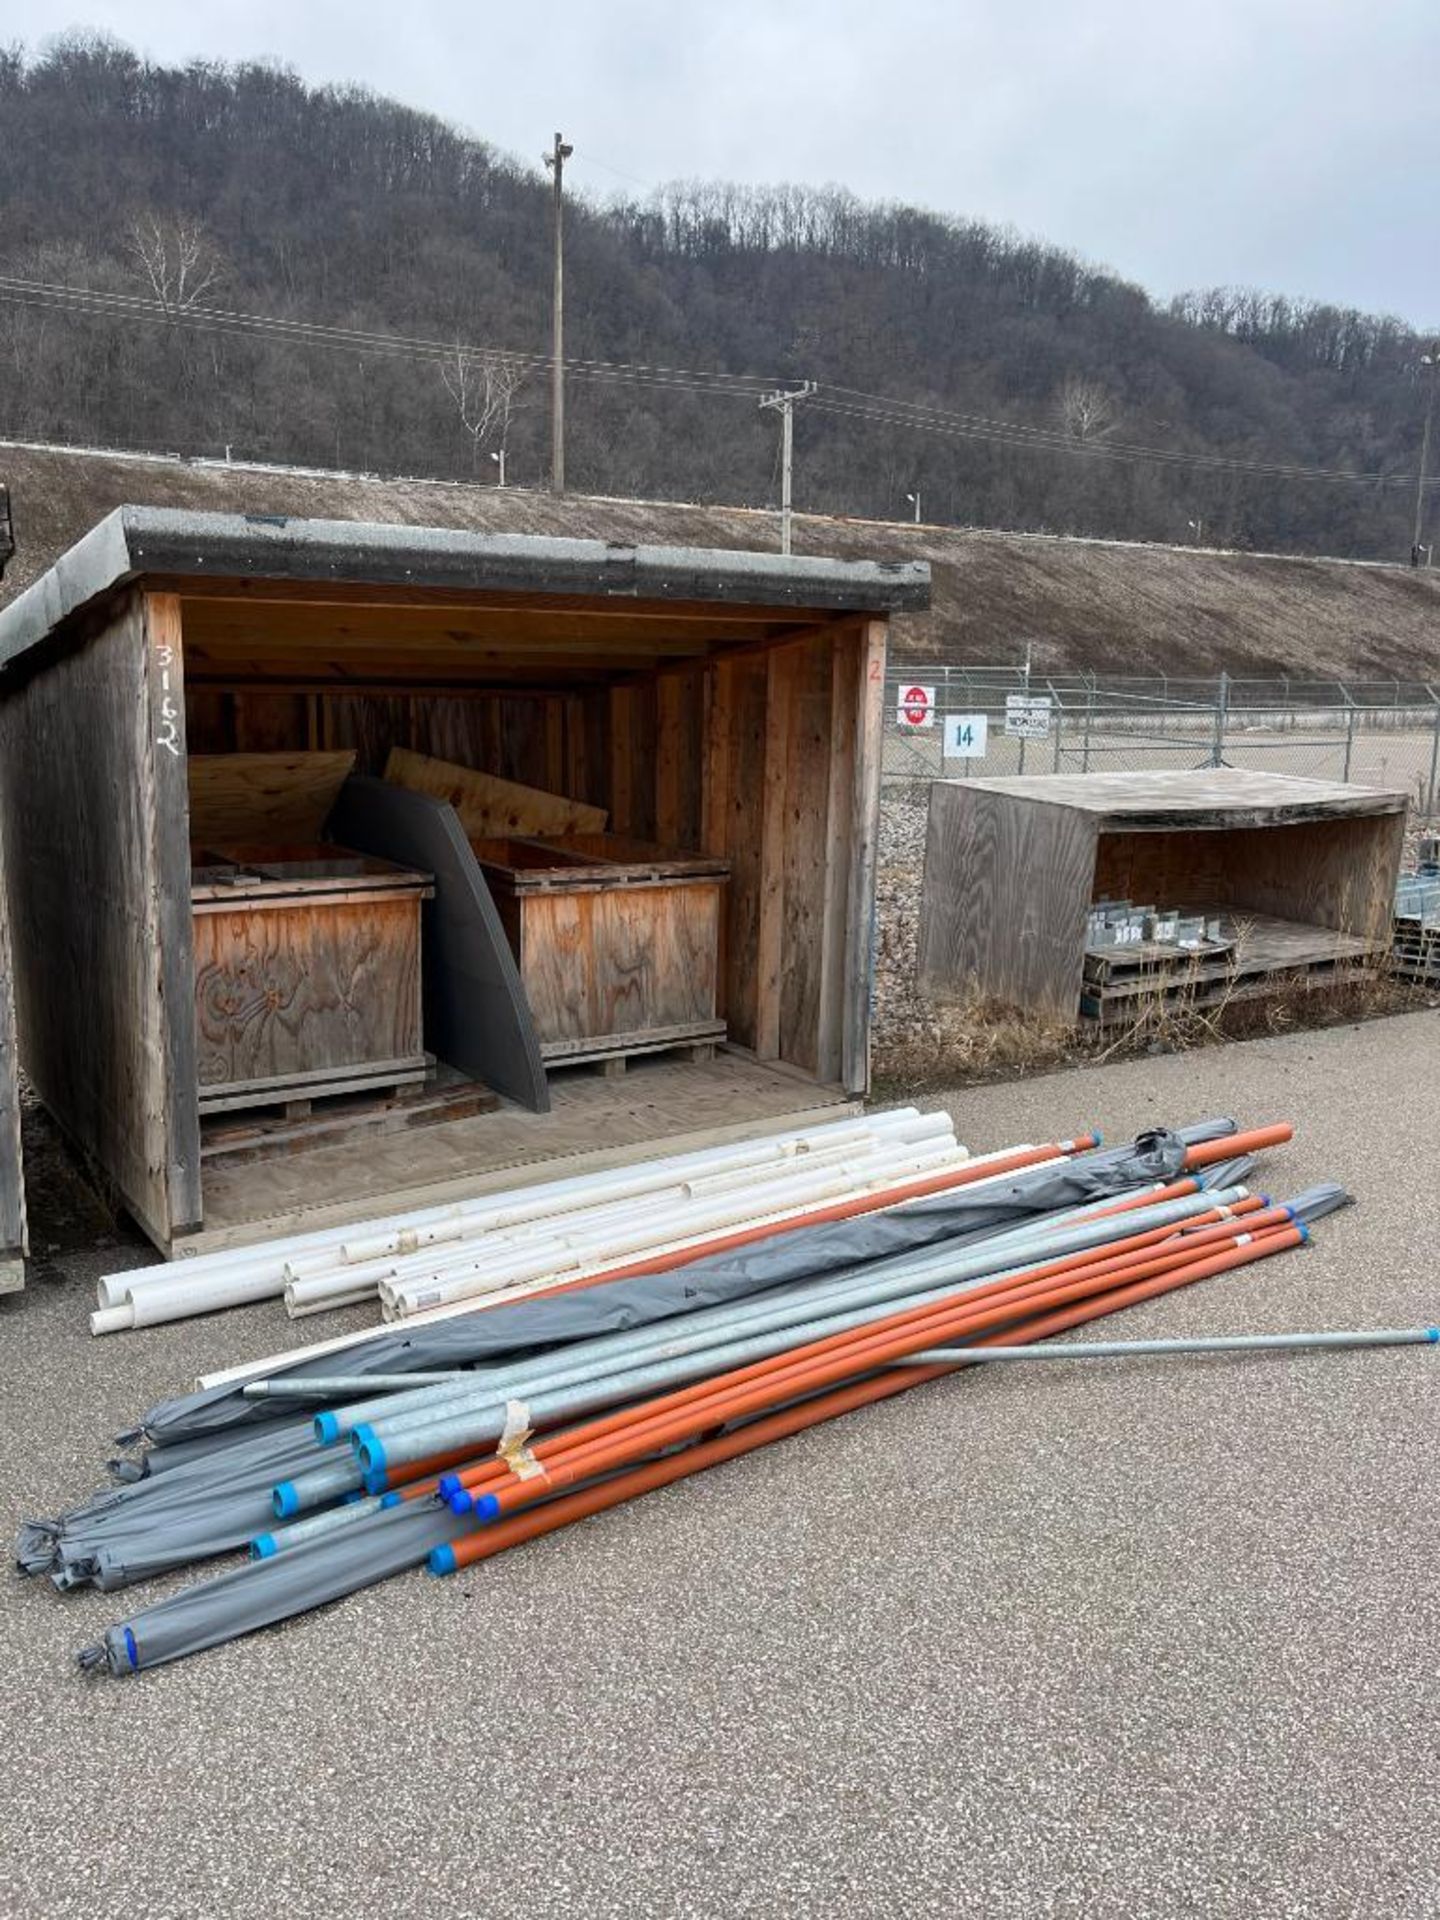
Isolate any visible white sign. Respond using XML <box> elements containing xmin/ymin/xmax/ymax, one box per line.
<box><xmin>942</xmin><ymin>713</ymin><xmax>989</xmax><ymax>759</ymax></box>
<box><xmin>895</xmin><ymin>683</ymin><xmax>937</xmax><ymax>730</ymax></box>
<box><xmin>1005</xmin><ymin>694</ymin><xmax>1052</xmax><ymax>740</ymax></box>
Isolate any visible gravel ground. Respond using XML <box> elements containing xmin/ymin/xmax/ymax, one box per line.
<box><xmin>3</xmin><ymin>1009</ymin><xmax>1440</xmax><ymax>1919</ymax></box>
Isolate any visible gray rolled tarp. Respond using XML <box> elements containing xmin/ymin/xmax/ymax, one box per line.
<box><xmin>79</xmin><ymin>1497</ymin><xmax>471</xmax><ymax>1674</ymax></box>
<box><xmin>131</xmin><ymin>1125</ymin><xmax>1225</xmax><ymax>1451</ymax></box>
<box><xmin>16</xmin><ymin>1415</ymin><xmax>355</xmax><ymax>1592</ymax></box>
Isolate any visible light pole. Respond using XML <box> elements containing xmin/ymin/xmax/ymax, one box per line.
<box><xmin>490</xmin><ymin>447</ymin><xmax>507</xmax><ymax>489</ymax></box>
<box><xmin>1412</xmin><ymin>344</ymin><xmax>1439</xmax><ymax>565</ymax></box>
<box><xmin>905</xmin><ymin>489</ymin><xmax>921</xmax><ymax>524</ymax></box>
<box><xmin>1188</xmin><ymin>517</ymin><xmax>1204</xmax><ymax>545</ymax></box>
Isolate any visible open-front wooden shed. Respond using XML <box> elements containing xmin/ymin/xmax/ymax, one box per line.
<box><xmin>0</xmin><ymin>509</ymin><xmax>927</xmax><ymax>1254</ymax></box>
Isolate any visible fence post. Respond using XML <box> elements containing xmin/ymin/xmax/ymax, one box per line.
<box><xmin>1427</xmin><ymin>690</ymin><xmax>1440</xmax><ymax>818</ymax></box>
<box><xmin>1211</xmin><ymin>670</ymin><xmax>1229</xmax><ymax>767</ymax></box>
<box><xmin>1051</xmin><ymin>681</ymin><xmax>1063</xmax><ymax>771</ymax></box>
<box><xmin>1083</xmin><ymin>684</ymin><xmax>1094</xmax><ymax>772</ymax></box>
<box><xmin>1342</xmin><ymin>697</ymin><xmax>1356</xmax><ymax>783</ymax></box>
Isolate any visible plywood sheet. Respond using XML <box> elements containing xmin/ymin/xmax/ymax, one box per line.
<box><xmin>187</xmin><ymin>751</ymin><xmax>356</xmax><ymax>847</ymax></box>
<box><xmin>385</xmin><ymin>746</ymin><xmax>607</xmax><ymax>839</ymax></box>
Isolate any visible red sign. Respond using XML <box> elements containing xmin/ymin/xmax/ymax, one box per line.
<box><xmin>897</xmin><ymin>683</ymin><xmax>936</xmax><ymax>729</ymax></box>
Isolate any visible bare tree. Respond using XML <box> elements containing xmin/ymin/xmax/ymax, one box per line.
<box><xmin>439</xmin><ymin>345</ymin><xmax>525</xmax><ymax>473</ymax></box>
<box><xmin>125</xmin><ymin>212</ymin><xmax>223</xmax><ymax>312</ymax></box>
<box><xmin>1056</xmin><ymin>375</ymin><xmax>1118</xmax><ymax>441</ymax></box>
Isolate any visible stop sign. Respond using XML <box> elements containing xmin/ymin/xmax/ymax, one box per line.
<box><xmin>897</xmin><ymin>683</ymin><xmax>935</xmax><ymax>729</ymax></box>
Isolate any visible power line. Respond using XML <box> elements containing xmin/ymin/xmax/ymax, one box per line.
<box><xmin>807</xmin><ymin>391</ymin><xmax>1418</xmax><ymax>487</ymax></box>
<box><xmin>0</xmin><ymin>273</ymin><xmax>775</xmax><ymax>399</ymax></box>
<box><xmin>0</xmin><ymin>271</ymin><xmax>1423</xmax><ymax>489</ymax></box>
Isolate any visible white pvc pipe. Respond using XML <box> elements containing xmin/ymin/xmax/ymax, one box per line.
<box><xmin>283</xmin><ymin>1133</ymin><xmax>965</xmax><ymax>1310</ymax></box>
<box><xmin>99</xmin><ymin>1107</ymin><xmax>937</xmax><ymax>1310</ymax></box>
<box><xmin>378</xmin><ymin>1143</ymin><xmax>970</xmax><ymax>1317</ymax></box>
<box><xmin>194</xmin><ymin>1133</ymin><xmax>1056</xmax><ymax>1386</ymax></box>
<box><xmin>104</xmin><ymin>1130</ymin><xmax>964</xmax><ymax>1334</ymax></box>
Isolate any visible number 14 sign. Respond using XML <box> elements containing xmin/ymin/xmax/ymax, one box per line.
<box><xmin>942</xmin><ymin>713</ymin><xmax>989</xmax><ymax>759</ymax></box>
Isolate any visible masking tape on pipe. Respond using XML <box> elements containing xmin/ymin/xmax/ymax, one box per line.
<box><xmin>498</xmin><ymin>1399</ymin><xmax>545</xmax><ymax>1480</ymax></box>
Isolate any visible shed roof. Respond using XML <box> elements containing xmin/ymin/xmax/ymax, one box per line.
<box><xmin>0</xmin><ymin>504</ymin><xmax>930</xmax><ymax>674</ymax></box>
<box><xmin>942</xmin><ymin>767</ymin><xmax>1407</xmax><ymax>825</ymax></box>
<box><xmin>3</xmin><ymin>441</ymin><xmax>1440</xmax><ymax>681</ymax></box>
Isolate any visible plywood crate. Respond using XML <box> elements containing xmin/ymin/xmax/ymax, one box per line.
<box><xmin>190</xmin><ymin>847</ymin><xmax>433</xmax><ymax>1112</ymax></box>
<box><xmin>470</xmin><ymin>833</ymin><xmax>729</xmax><ymax>1067</ymax></box>
<box><xmin>917</xmin><ymin>769</ymin><xmax>1407</xmax><ymax>1024</ymax></box>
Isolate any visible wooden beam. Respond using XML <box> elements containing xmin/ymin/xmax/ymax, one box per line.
<box><xmin>815</xmin><ymin>632</ymin><xmax>859</xmax><ymax>1084</ymax></box>
<box><xmin>841</xmin><ymin>618</ymin><xmax>888</xmax><ymax>1094</ymax></box>
<box><xmin>655</xmin><ymin>672</ymin><xmax>684</xmax><ymax>847</ymax></box>
<box><xmin>141</xmin><ymin>591</ymin><xmax>205</xmax><ymax>1236</ymax></box>
<box><xmin>755</xmin><ymin>645</ymin><xmax>794</xmax><ymax>1060</ymax></box>
<box><xmin>609</xmin><ymin>685</ymin><xmax>636</xmax><ymax>835</ymax></box>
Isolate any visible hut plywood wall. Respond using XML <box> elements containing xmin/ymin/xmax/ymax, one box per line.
<box><xmin>183</xmin><ymin>619</ymin><xmax>880</xmax><ymax>1089</ymax></box>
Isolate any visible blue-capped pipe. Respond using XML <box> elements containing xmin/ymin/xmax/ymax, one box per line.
<box><xmin>353</xmin><ymin>1189</ymin><xmax>1246</xmax><ymax>1481</ymax></box>
<box><xmin>352</xmin><ymin>1187</ymin><xmax>1243</xmax><ymax>1478</ymax></box>
<box><xmin>271</xmin><ymin>1452</ymin><xmax>365</xmax><ymax>1519</ymax></box>
<box><xmin>429</xmin><ymin>1543</ymin><xmax>458</xmax><ymax>1575</ymax></box>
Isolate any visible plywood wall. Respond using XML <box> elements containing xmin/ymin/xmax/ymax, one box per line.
<box><xmin>183</xmin><ymin>617</ymin><xmax>881</xmax><ymax>1092</ymax></box>
<box><xmin>0</xmin><ymin>590</ymin><xmax>202</xmax><ymax>1245</ymax></box>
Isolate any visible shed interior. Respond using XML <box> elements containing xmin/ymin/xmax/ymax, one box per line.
<box><xmin>17</xmin><ymin>566</ymin><xmax>889</xmax><ymax>1255</ymax></box>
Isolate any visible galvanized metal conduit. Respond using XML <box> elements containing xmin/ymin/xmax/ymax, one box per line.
<box><xmin>907</xmin><ymin>1328</ymin><xmax>1440</xmax><ymax>1365</ymax></box>
<box><xmin>320</xmin><ymin>1184</ymin><xmax>1235</xmax><ymax>1451</ymax></box>
<box><xmin>339</xmin><ymin>1191</ymin><xmax>1247</xmax><ymax>1485</ymax></box>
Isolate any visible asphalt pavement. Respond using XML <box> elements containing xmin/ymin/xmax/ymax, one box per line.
<box><xmin>3</xmin><ymin>1009</ymin><xmax>1439</xmax><ymax>1920</ymax></box>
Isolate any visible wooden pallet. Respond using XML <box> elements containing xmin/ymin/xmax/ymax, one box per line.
<box><xmin>539</xmin><ymin>1019</ymin><xmax>729</xmax><ymax>1077</ymax></box>
<box><xmin>1083</xmin><ymin>934</ymin><xmax>1234</xmax><ymax>988</ymax></box>
<box><xmin>200</xmin><ymin>1068</ymin><xmax>498</xmax><ymax>1167</ymax></box>
<box><xmin>1390</xmin><ymin>918</ymin><xmax>1440</xmax><ymax>987</ymax></box>
<box><xmin>1079</xmin><ymin>910</ymin><xmax>1380</xmax><ymax>1023</ymax></box>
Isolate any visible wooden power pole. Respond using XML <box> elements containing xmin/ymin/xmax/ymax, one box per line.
<box><xmin>545</xmin><ymin>130</ymin><xmax>574</xmax><ymax>494</ymax></box>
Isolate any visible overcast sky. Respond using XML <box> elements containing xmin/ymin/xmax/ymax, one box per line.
<box><xmin>20</xmin><ymin>0</ymin><xmax>1440</xmax><ymax>325</ymax></box>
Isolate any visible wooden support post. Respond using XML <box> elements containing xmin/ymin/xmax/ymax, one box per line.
<box><xmin>841</xmin><ymin>619</ymin><xmax>887</xmax><ymax>1094</ymax></box>
<box><xmin>755</xmin><ymin>645</ymin><xmax>794</xmax><ymax>1060</ymax></box>
<box><xmin>815</xmin><ymin>631</ymin><xmax>859</xmax><ymax>1084</ymax></box>
<box><xmin>655</xmin><ymin>671</ymin><xmax>683</xmax><ymax>847</ymax></box>
<box><xmin>609</xmin><ymin>685</ymin><xmax>635</xmax><ymax>834</ymax></box>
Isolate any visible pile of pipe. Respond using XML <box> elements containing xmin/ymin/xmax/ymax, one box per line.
<box><xmin>91</xmin><ymin>1108</ymin><xmax>978</xmax><ymax>1334</ymax></box>
<box><xmin>17</xmin><ymin>1112</ymin><xmax>1367</xmax><ymax>1675</ymax></box>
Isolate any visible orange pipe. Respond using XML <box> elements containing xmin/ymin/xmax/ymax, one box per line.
<box><xmin>483</xmin><ymin>1223</ymin><xmax>1304</xmax><ymax>1517</ymax></box>
<box><xmin>1183</xmin><ymin>1123</ymin><xmax>1292</xmax><ymax>1168</ymax></box>
<box><xmin>440</xmin><ymin>1226</ymin><xmax>1298</xmax><ymax>1571</ymax></box>
<box><xmin>446</xmin><ymin>1203</ymin><xmax>1275</xmax><ymax>1496</ymax></box>
<box><xmin>448</xmin><ymin>1203</ymin><xmax>1285</xmax><ymax>1497</ymax></box>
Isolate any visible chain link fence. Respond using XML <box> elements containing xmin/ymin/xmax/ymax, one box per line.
<box><xmin>883</xmin><ymin>666</ymin><xmax>1440</xmax><ymax>814</ymax></box>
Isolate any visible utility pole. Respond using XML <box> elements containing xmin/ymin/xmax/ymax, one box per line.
<box><xmin>1412</xmin><ymin>343</ymin><xmax>1438</xmax><ymax>564</ymax></box>
<box><xmin>758</xmin><ymin>381</ymin><xmax>817</xmax><ymax>554</ymax></box>
<box><xmin>544</xmin><ymin>130</ymin><xmax>574</xmax><ymax>494</ymax></box>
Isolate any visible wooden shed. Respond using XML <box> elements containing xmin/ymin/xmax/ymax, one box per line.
<box><xmin>0</xmin><ymin>508</ymin><xmax>927</xmax><ymax>1255</ymax></box>
<box><xmin>0</xmin><ymin>803</ymin><xmax>26</xmax><ymax>1293</ymax></box>
<box><xmin>917</xmin><ymin>769</ymin><xmax>1406</xmax><ymax>1023</ymax></box>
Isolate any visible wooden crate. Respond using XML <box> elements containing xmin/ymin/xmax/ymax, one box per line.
<box><xmin>191</xmin><ymin>846</ymin><xmax>433</xmax><ymax>1112</ymax></box>
<box><xmin>917</xmin><ymin>769</ymin><xmax>1407</xmax><ymax>1023</ymax></box>
<box><xmin>470</xmin><ymin>833</ymin><xmax>729</xmax><ymax>1068</ymax></box>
